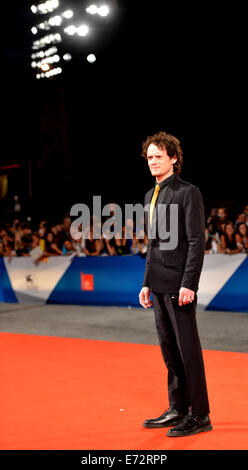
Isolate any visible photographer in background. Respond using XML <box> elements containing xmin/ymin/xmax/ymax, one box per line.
<box><xmin>205</xmin><ymin>222</ymin><xmax>222</xmax><ymax>254</ymax></box>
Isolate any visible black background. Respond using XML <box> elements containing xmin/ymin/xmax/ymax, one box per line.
<box><xmin>0</xmin><ymin>1</ymin><xmax>246</xmax><ymax>222</ymax></box>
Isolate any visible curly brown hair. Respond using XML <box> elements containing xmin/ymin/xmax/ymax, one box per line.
<box><xmin>141</xmin><ymin>131</ymin><xmax>183</xmax><ymax>175</ymax></box>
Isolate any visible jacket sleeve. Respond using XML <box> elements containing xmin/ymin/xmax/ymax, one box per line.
<box><xmin>143</xmin><ymin>244</ymin><xmax>151</xmax><ymax>288</ymax></box>
<box><xmin>142</xmin><ymin>195</ymin><xmax>151</xmax><ymax>288</ymax></box>
<box><xmin>180</xmin><ymin>186</ymin><xmax>206</xmax><ymax>292</ymax></box>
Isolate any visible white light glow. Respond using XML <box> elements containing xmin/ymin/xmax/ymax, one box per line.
<box><xmin>87</xmin><ymin>53</ymin><xmax>96</xmax><ymax>63</ymax></box>
<box><xmin>41</xmin><ymin>63</ymin><xmax>50</xmax><ymax>71</ymax></box>
<box><xmin>31</xmin><ymin>27</ymin><xmax>38</xmax><ymax>34</ymax></box>
<box><xmin>31</xmin><ymin>61</ymin><xmax>37</xmax><ymax>68</ymax></box>
<box><xmin>63</xmin><ymin>10</ymin><xmax>73</xmax><ymax>19</ymax></box>
<box><xmin>48</xmin><ymin>15</ymin><xmax>62</xmax><ymax>26</ymax></box>
<box><xmin>44</xmin><ymin>46</ymin><xmax>58</xmax><ymax>56</ymax></box>
<box><xmin>32</xmin><ymin>34</ymin><xmax>61</xmax><ymax>50</ymax></box>
<box><xmin>63</xmin><ymin>53</ymin><xmax>72</xmax><ymax>61</ymax></box>
<box><xmin>39</xmin><ymin>54</ymin><xmax>61</xmax><ymax>65</ymax></box>
<box><xmin>37</xmin><ymin>0</ymin><xmax>59</xmax><ymax>15</ymax></box>
<box><xmin>98</xmin><ymin>5</ymin><xmax>110</xmax><ymax>17</ymax></box>
<box><xmin>64</xmin><ymin>25</ymin><xmax>76</xmax><ymax>35</ymax></box>
<box><xmin>39</xmin><ymin>23</ymin><xmax>46</xmax><ymax>29</ymax></box>
<box><xmin>86</xmin><ymin>4</ymin><xmax>98</xmax><ymax>15</ymax></box>
<box><xmin>44</xmin><ymin>66</ymin><xmax>62</xmax><ymax>78</ymax></box>
<box><xmin>31</xmin><ymin>5</ymin><xmax>37</xmax><ymax>14</ymax></box>
<box><xmin>36</xmin><ymin>74</ymin><xmax>41</xmax><ymax>79</ymax></box>
<box><xmin>77</xmin><ymin>24</ymin><xmax>89</xmax><ymax>37</ymax></box>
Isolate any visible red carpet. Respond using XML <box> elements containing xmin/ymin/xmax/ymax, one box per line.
<box><xmin>0</xmin><ymin>332</ymin><xmax>247</xmax><ymax>450</ymax></box>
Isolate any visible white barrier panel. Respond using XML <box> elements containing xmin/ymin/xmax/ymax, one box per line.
<box><xmin>198</xmin><ymin>253</ymin><xmax>247</xmax><ymax>307</ymax></box>
<box><xmin>3</xmin><ymin>255</ymin><xmax>75</xmax><ymax>302</ymax></box>
<box><xmin>1</xmin><ymin>254</ymin><xmax>248</xmax><ymax>310</ymax></box>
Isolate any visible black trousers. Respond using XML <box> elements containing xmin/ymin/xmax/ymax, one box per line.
<box><xmin>152</xmin><ymin>292</ymin><xmax>210</xmax><ymax>416</ymax></box>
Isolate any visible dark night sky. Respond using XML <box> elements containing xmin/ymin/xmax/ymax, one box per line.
<box><xmin>0</xmin><ymin>1</ymin><xmax>246</xmax><ymax>220</ymax></box>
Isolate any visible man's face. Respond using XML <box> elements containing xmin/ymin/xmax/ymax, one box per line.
<box><xmin>237</xmin><ymin>214</ymin><xmax>246</xmax><ymax>223</ymax></box>
<box><xmin>217</xmin><ymin>208</ymin><xmax>227</xmax><ymax>220</ymax></box>
<box><xmin>147</xmin><ymin>144</ymin><xmax>175</xmax><ymax>179</ymax></box>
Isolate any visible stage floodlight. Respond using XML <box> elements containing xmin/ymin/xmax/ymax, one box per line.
<box><xmin>37</xmin><ymin>0</ymin><xmax>59</xmax><ymax>15</ymax></box>
<box><xmin>43</xmin><ymin>66</ymin><xmax>62</xmax><ymax>77</ymax></box>
<box><xmin>63</xmin><ymin>53</ymin><xmax>72</xmax><ymax>61</ymax></box>
<box><xmin>41</xmin><ymin>54</ymin><xmax>60</xmax><ymax>65</ymax></box>
<box><xmin>32</xmin><ymin>33</ymin><xmax>62</xmax><ymax>50</ymax></box>
<box><xmin>63</xmin><ymin>10</ymin><xmax>73</xmax><ymax>19</ymax></box>
<box><xmin>64</xmin><ymin>25</ymin><xmax>76</xmax><ymax>35</ymax></box>
<box><xmin>44</xmin><ymin>46</ymin><xmax>58</xmax><ymax>56</ymax></box>
<box><xmin>30</xmin><ymin>1</ymin><xmax>116</xmax><ymax>80</ymax></box>
<box><xmin>38</xmin><ymin>4</ymin><xmax>45</xmax><ymax>13</ymax></box>
<box><xmin>86</xmin><ymin>4</ymin><xmax>98</xmax><ymax>15</ymax></box>
<box><xmin>98</xmin><ymin>5</ymin><xmax>110</xmax><ymax>17</ymax></box>
<box><xmin>48</xmin><ymin>15</ymin><xmax>62</xmax><ymax>26</ymax></box>
<box><xmin>77</xmin><ymin>24</ymin><xmax>89</xmax><ymax>37</ymax></box>
<box><xmin>41</xmin><ymin>63</ymin><xmax>50</xmax><ymax>71</ymax></box>
<box><xmin>87</xmin><ymin>53</ymin><xmax>96</xmax><ymax>63</ymax></box>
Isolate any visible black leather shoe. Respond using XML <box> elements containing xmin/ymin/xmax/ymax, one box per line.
<box><xmin>143</xmin><ymin>408</ymin><xmax>187</xmax><ymax>428</ymax></box>
<box><xmin>166</xmin><ymin>414</ymin><xmax>213</xmax><ymax>437</ymax></box>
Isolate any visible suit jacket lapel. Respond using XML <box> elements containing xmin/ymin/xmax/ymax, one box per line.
<box><xmin>145</xmin><ymin>175</ymin><xmax>180</xmax><ymax>239</ymax></box>
<box><xmin>156</xmin><ymin>184</ymin><xmax>176</xmax><ymax>238</ymax></box>
<box><xmin>144</xmin><ymin>188</ymin><xmax>153</xmax><ymax>235</ymax></box>
<box><xmin>149</xmin><ymin>175</ymin><xmax>179</xmax><ymax>237</ymax></box>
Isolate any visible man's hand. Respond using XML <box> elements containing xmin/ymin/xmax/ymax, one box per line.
<box><xmin>139</xmin><ymin>287</ymin><xmax>153</xmax><ymax>309</ymax></box>
<box><xmin>178</xmin><ymin>287</ymin><xmax>195</xmax><ymax>306</ymax></box>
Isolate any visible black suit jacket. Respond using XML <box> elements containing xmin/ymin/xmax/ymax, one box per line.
<box><xmin>143</xmin><ymin>174</ymin><xmax>205</xmax><ymax>293</ymax></box>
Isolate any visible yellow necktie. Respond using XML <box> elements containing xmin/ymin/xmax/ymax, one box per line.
<box><xmin>150</xmin><ymin>184</ymin><xmax>160</xmax><ymax>227</ymax></box>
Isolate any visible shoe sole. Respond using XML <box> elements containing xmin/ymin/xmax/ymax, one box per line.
<box><xmin>166</xmin><ymin>424</ymin><xmax>213</xmax><ymax>437</ymax></box>
<box><xmin>143</xmin><ymin>419</ymin><xmax>185</xmax><ymax>429</ymax></box>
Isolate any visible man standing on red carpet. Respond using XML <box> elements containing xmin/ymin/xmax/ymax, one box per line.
<box><xmin>139</xmin><ymin>131</ymin><xmax>212</xmax><ymax>437</ymax></box>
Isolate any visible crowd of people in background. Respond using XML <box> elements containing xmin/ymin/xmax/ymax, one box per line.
<box><xmin>0</xmin><ymin>214</ymin><xmax>149</xmax><ymax>262</ymax></box>
<box><xmin>205</xmin><ymin>206</ymin><xmax>248</xmax><ymax>254</ymax></box>
<box><xmin>1</xmin><ymin>204</ymin><xmax>248</xmax><ymax>262</ymax></box>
